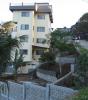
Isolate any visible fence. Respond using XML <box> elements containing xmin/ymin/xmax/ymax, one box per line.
<box><xmin>0</xmin><ymin>81</ymin><xmax>77</xmax><ymax>100</ymax></box>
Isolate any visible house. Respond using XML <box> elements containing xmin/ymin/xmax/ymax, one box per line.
<box><xmin>9</xmin><ymin>3</ymin><xmax>53</xmax><ymax>73</ymax></box>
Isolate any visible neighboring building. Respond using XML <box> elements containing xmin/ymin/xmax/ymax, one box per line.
<box><xmin>58</xmin><ymin>27</ymin><xmax>71</xmax><ymax>33</ymax></box>
<box><xmin>9</xmin><ymin>3</ymin><xmax>53</xmax><ymax>73</ymax></box>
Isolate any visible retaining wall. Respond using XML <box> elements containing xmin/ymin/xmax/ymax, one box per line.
<box><xmin>0</xmin><ymin>81</ymin><xmax>77</xmax><ymax>100</ymax></box>
<box><xmin>36</xmin><ymin>69</ymin><xmax>57</xmax><ymax>82</ymax></box>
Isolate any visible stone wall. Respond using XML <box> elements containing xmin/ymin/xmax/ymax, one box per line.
<box><xmin>0</xmin><ymin>81</ymin><xmax>77</xmax><ymax>100</ymax></box>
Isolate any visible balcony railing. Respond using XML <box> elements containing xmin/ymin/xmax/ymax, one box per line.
<box><xmin>9</xmin><ymin>3</ymin><xmax>34</xmax><ymax>6</ymax></box>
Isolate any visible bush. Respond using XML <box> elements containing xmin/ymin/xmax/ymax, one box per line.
<box><xmin>39</xmin><ymin>52</ymin><xmax>55</xmax><ymax>62</ymax></box>
<box><xmin>73</xmin><ymin>87</ymin><xmax>88</xmax><ymax>100</ymax></box>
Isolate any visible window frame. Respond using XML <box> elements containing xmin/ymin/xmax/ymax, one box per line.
<box><xmin>21</xmin><ymin>11</ymin><xmax>30</xmax><ymax>17</ymax></box>
<box><xmin>37</xmin><ymin>38</ymin><xmax>46</xmax><ymax>44</ymax></box>
<box><xmin>20</xmin><ymin>35</ymin><xmax>28</xmax><ymax>42</ymax></box>
<box><xmin>37</xmin><ymin>14</ymin><xmax>45</xmax><ymax>19</ymax></box>
<box><xmin>21</xmin><ymin>24</ymin><xmax>29</xmax><ymax>30</ymax></box>
<box><xmin>20</xmin><ymin>49</ymin><xmax>28</xmax><ymax>55</ymax></box>
<box><xmin>36</xmin><ymin>49</ymin><xmax>44</xmax><ymax>55</ymax></box>
<box><xmin>37</xmin><ymin>27</ymin><xmax>45</xmax><ymax>32</ymax></box>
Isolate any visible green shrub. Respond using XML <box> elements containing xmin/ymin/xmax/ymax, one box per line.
<box><xmin>39</xmin><ymin>52</ymin><xmax>55</xmax><ymax>62</ymax></box>
<box><xmin>73</xmin><ymin>87</ymin><xmax>88</xmax><ymax>100</ymax></box>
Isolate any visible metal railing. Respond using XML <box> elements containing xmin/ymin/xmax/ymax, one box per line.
<box><xmin>9</xmin><ymin>3</ymin><xmax>34</xmax><ymax>6</ymax></box>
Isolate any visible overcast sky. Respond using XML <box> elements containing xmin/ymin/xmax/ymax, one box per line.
<box><xmin>0</xmin><ymin>0</ymin><xmax>88</xmax><ymax>28</ymax></box>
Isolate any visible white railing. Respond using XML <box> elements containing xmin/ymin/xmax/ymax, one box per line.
<box><xmin>10</xmin><ymin>3</ymin><xmax>34</xmax><ymax>6</ymax></box>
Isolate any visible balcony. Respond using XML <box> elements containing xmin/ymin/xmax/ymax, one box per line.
<box><xmin>32</xmin><ymin>42</ymin><xmax>49</xmax><ymax>48</ymax></box>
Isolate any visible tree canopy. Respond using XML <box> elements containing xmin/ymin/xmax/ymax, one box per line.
<box><xmin>0</xmin><ymin>22</ymin><xmax>19</xmax><ymax>74</ymax></box>
<box><xmin>71</xmin><ymin>13</ymin><xmax>88</xmax><ymax>40</ymax></box>
<box><xmin>50</xmin><ymin>28</ymin><xmax>76</xmax><ymax>54</ymax></box>
<box><xmin>40</xmin><ymin>28</ymin><xmax>77</xmax><ymax>62</ymax></box>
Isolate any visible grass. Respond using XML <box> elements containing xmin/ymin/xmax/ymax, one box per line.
<box><xmin>73</xmin><ymin>87</ymin><xmax>88</xmax><ymax>100</ymax></box>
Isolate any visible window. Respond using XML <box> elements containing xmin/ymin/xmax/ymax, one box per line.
<box><xmin>37</xmin><ymin>38</ymin><xmax>46</xmax><ymax>44</ymax></box>
<box><xmin>37</xmin><ymin>27</ymin><xmax>45</xmax><ymax>32</ymax></box>
<box><xmin>20</xmin><ymin>35</ymin><xmax>28</xmax><ymax>42</ymax></box>
<box><xmin>37</xmin><ymin>15</ymin><xmax>45</xmax><ymax>19</ymax></box>
<box><xmin>21</xmin><ymin>12</ymin><xmax>30</xmax><ymax>17</ymax></box>
<box><xmin>36</xmin><ymin>49</ymin><xmax>44</xmax><ymax>55</ymax></box>
<box><xmin>20</xmin><ymin>49</ymin><xmax>28</xmax><ymax>55</ymax></box>
<box><xmin>21</xmin><ymin>24</ymin><xmax>29</xmax><ymax>30</ymax></box>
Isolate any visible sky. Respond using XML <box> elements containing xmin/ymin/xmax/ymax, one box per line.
<box><xmin>0</xmin><ymin>0</ymin><xmax>88</xmax><ymax>28</ymax></box>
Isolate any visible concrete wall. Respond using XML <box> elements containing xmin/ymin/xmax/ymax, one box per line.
<box><xmin>24</xmin><ymin>82</ymin><xmax>46</xmax><ymax>100</ymax></box>
<box><xmin>36</xmin><ymin>69</ymin><xmax>57</xmax><ymax>82</ymax></box>
<box><xmin>8</xmin><ymin>82</ymin><xmax>24</xmax><ymax>100</ymax></box>
<box><xmin>49</xmin><ymin>84</ymin><xmax>76</xmax><ymax>100</ymax></box>
<box><xmin>0</xmin><ymin>81</ymin><xmax>77</xmax><ymax>100</ymax></box>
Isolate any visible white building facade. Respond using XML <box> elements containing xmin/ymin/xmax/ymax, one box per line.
<box><xmin>10</xmin><ymin>3</ymin><xmax>53</xmax><ymax>73</ymax></box>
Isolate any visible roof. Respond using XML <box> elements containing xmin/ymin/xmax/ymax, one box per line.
<box><xmin>9</xmin><ymin>3</ymin><xmax>53</xmax><ymax>23</ymax></box>
<box><xmin>36</xmin><ymin>5</ymin><xmax>53</xmax><ymax>23</ymax></box>
<box><xmin>10</xmin><ymin>5</ymin><xmax>35</xmax><ymax>12</ymax></box>
<box><xmin>37</xmin><ymin>6</ymin><xmax>51</xmax><ymax>13</ymax></box>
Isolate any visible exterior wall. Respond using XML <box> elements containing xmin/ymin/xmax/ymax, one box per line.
<box><xmin>0</xmin><ymin>81</ymin><xmax>77</xmax><ymax>100</ymax></box>
<box><xmin>12</xmin><ymin>11</ymin><xmax>51</xmax><ymax>62</ymax></box>
<box><xmin>18</xmin><ymin>65</ymin><xmax>35</xmax><ymax>73</ymax></box>
<box><xmin>10</xmin><ymin>3</ymin><xmax>52</xmax><ymax>70</ymax></box>
<box><xmin>79</xmin><ymin>40</ymin><xmax>88</xmax><ymax>49</ymax></box>
<box><xmin>13</xmin><ymin>11</ymin><xmax>34</xmax><ymax>62</ymax></box>
<box><xmin>34</xmin><ymin>13</ymin><xmax>51</xmax><ymax>46</ymax></box>
<box><xmin>32</xmin><ymin>13</ymin><xmax>51</xmax><ymax>61</ymax></box>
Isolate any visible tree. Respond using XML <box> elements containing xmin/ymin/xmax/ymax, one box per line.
<box><xmin>71</xmin><ymin>13</ymin><xmax>88</xmax><ymax>40</ymax></box>
<box><xmin>39</xmin><ymin>52</ymin><xmax>55</xmax><ymax>62</ymax></box>
<box><xmin>40</xmin><ymin>28</ymin><xmax>76</xmax><ymax>62</ymax></box>
<box><xmin>76</xmin><ymin>48</ymin><xmax>88</xmax><ymax>86</ymax></box>
<box><xmin>13</xmin><ymin>49</ymin><xmax>23</xmax><ymax>74</ymax></box>
<box><xmin>0</xmin><ymin>22</ymin><xmax>19</xmax><ymax>74</ymax></box>
<box><xmin>50</xmin><ymin>28</ymin><xmax>76</xmax><ymax>54</ymax></box>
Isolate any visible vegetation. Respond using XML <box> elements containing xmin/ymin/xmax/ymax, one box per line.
<box><xmin>73</xmin><ymin>87</ymin><xmax>88</xmax><ymax>100</ymax></box>
<box><xmin>40</xmin><ymin>28</ymin><xmax>76</xmax><ymax>62</ymax></box>
<box><xmin>50</xmin><ymin>28</ymin><xmax>72</xmax><ymax>52</ymax></box>
<box><xmin>71</xmin><ymin>13</ymin><xmax>88</xmax><ymax>40</ymax></box>
<box><xmin>70</xmin><ymin>13</ymin><xmax>88</xmax><ymax>89</ymax></box>
<box><xmin>74</xmin><ymin>48</ymin><xmax>88</xmax><ymax>87</ymax></box>
<box><xmin>0</xmin><ymin>21</ymin><xmax>20</xmax><ymax>74</ymax></box>
<box><xmin>13</xmin><ymin>49</ymin><xmax>23</xmax><ymax>74</ymax></box>
<box><xmin>39</xmin><ymin>52</ymin><xmax>55</xmax><ymax>62</ymax></box>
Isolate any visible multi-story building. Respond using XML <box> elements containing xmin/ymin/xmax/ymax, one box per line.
<box><xmin>9</xmin><ymin>3</ymin><xmax>53</xmax><ymax>73</ymax></box>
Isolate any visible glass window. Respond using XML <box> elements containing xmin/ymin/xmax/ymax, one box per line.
<box><xmin>20</xmin><ymin>35</ymin><xmax>28</xmax><ymax>42</ymax></box>
<box><xmin>37</xmin><ymin>15</ymin><xmax>45</xmax><ymax>19</ymax></box>
<box><xmin>20</xmin><ymin>49</ymin><xmax>28</xmax><ymax>55</ymax></box>
<box><xmin>21</xmin><ymin>12</ymin><xmax>30</xmax><ymax>17</ymax></box>
<box><xmin>36</xmin><ymin>49</ymin><xmax>44</xmax><ymax>55</ymax></box>
<box><xmin>37</xmin><ymin>38</ymin><xmax>46</xmax><ymax>44</ymax></box>
<box><xmin>21</xmin><ymin>24</ymin><xmax>29</xmax><ymax>30</ymax></box>
<box><xmin>37</xmin><ymin>27</ymin><xmax>45</xmax><ymax>32</ymax></box>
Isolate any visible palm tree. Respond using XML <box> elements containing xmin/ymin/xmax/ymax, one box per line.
<box><xmin>0</xmin><ymin>21</ymin><xmax>19</xmax><ymax>74</ymax></box>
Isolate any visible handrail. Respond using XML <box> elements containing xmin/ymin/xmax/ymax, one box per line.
<box><xmin>53</xmin><ymin>71</ymin><xmax>72</xmax><ymax>85</ymax></box>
